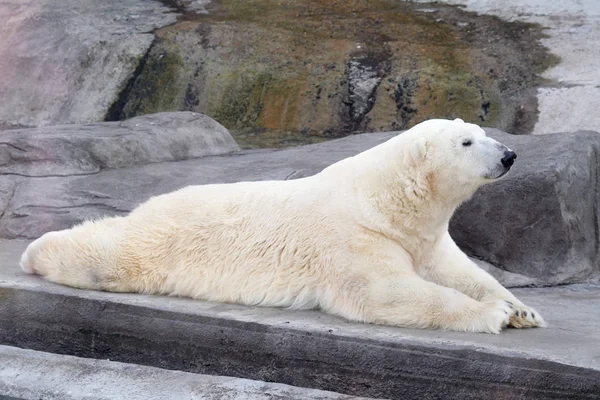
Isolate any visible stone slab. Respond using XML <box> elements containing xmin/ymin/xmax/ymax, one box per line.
<box><xmin>1</xmin><ymin>240</ymin><xmax>598</xmax><ymax>399</ymax></box>
<box><xmin>0</xmin><ymin>345</ymin><xmax>367</xmax><ymax>400</ymax></box>
<box><xmin>0</xmin><ymin>112</ymin><xmax>239</xmax><ymax>177</ymax></box>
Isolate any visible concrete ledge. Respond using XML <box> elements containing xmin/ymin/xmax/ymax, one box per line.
<box><xmin>0</xmin><ymin>345</ymin><xmax>366</xmax><ymax>400</ymax></box>
<box><xmin>1</xmin><ymin>240</ymin><xmax>599</xmax><ymax>399</ymax></box>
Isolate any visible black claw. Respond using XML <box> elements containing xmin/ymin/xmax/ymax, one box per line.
<box><xmin>523</xmin><ymin>311</ymin><xmax>528</xmax><ymax>317</ymax></box>
<box><xmin>515</xmin><ymin>311</ymin><xmax>520</xmax><ymax>317</ymax></box>
<box><xmin>532</xmin><ymin>312</ymin><xmax>535</xmax><ymax>319</ymax></box>
<box><xmin>505</xmin><ymin>301</ymin><xmax>514</xmax><ymax>308</ymax></box>
<box><xmin>504</xmin><ymin>311</ymin><xmax>508</xmax><ymax>315</ymax></box>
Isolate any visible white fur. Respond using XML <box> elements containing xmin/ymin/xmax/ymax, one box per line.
<box><xmin>20</xmin><ymin>118</ymin><xmax>545</xmax><ymax>333</ymax></box>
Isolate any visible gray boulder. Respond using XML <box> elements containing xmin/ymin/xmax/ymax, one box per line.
<box><xmin>0</xmin><ymin>112</ymin><xmax>239</xmax><ymax>176</ymax></box>
<box><xmin>450</xmin><ymin>129</ymin><xmax>600</xmax><ymax>286</ymax></box>
<box><xmin>1</xmin><ymin>118</ymin><xmax>598</xmax><ymax>287</ymax></box>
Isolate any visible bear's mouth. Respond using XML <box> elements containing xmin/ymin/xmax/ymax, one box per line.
<box><xmin>484</xmin><ymin>167</ymin><xmax>511</xmax><ymax>180</ymax></box>
<box><xmin>495</xmin><ymin>169</ymin><xmax>510</xmax><ymax>179</ymax></box>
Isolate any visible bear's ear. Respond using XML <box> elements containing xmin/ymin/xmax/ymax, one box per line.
<box><xmin>407</xmin><ymin>137</ymin><xmax>428</xmax><ymax>166</ymax></box>
<box><xmin>453</xmin><ymin>118</ymin><xmax>464</xmax><ymax>123</ymax></box>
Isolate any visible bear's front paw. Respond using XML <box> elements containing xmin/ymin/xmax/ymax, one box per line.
<box><xmin>508</xmin><ymin>303</ymin><xmax>547</xmax><ymax>329</ymax></box>
<box><xmin>475</xmin><ymin>300</ymin><xmax>513</xmax><ymax>334</ymax></box>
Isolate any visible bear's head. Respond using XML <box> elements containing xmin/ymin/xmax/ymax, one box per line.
<box><xmin>403</xmin><ymin>118</ymin><xmax>516</xmax><ymax>202</ymax></box>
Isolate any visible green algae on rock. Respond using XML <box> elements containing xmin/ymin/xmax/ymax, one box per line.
<box><xmin>108</xmin><ymin>0</ymin><xmax>559</xmax><ymax>148</ymax></box>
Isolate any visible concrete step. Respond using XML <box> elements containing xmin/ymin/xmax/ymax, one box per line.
<box><xmin>1</xmin><ymin>240</ymin><xmax>599</xmax><ymax>399</ymax></box>
<box><xmin>0</xmin><ymin>345</ymin><xmax>368</xmax><ymax>399</ymax></box>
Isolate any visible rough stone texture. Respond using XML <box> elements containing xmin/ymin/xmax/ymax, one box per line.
<box><xmin>1</xmin><ymin>240</ymin><xmax>598</xmax><ymax>399</ymax></box>
<box><xmin>346</xmin><ymin>58</ymin><xmax>383</xmax><ymax>129</ymax></box>
<box><xmin>1</xmin><ymin>122</ymin><xmax>598</xmax><ymax>286</ymax></box>
<box><xmin>0</xmin><ymin>112</ymin><xmax>239</xmax><ymax>177</ymax></box>
<box><xmin>0</xmin><ymin>346</ymin><xmax>367</xmax><ymax>400</ymax></box>
<box><xmin>0</xmin><ymin>0</ymin><xmax>563</xmax><ymax>147</ymax></box>
<box><xmin>0</xmin><ymin>0</ymin><xmax>177</xmax><ymax>128</ymax></box>
<box><xmin>472</xmin><ymin>258</ymin><xmax>538</xmax><ymax>288</ymax></box>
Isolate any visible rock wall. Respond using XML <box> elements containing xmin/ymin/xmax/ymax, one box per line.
<box><xmin>108</xmin><ymin>0</ymin><xmax>558</xmax><ymax>148</ymax></box>
<box><xmin>452</xmin><ymin>129</ymin><xmax>600</xmax><ymax>286</ymax></box>
<box><xmin>0</xmin><ymin>112</ymin><xmax>239</xmax><ymax>237</ymax></box>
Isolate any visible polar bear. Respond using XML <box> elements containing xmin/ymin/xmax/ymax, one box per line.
<box><xmin>20</xmin><ymin>118</ymin><xmax>545</xmax><ymax>333</ymax></box>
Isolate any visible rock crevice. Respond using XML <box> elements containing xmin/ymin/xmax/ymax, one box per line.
<box><xmin>105</xmin><ymin>39</ymin><xmax>158</xmax><ymax>122</ymax></box>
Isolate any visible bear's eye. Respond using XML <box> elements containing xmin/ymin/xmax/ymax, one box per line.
<box><xmin>462</xmin><ymin>140</ymin><xmax>472</xmax><ymax>147</ymax></box>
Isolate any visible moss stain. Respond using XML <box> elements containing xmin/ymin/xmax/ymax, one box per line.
<box><xmin>114</xmin><ymin>0</ymin><xmax>560</xmax><ymax>148</ymax></box>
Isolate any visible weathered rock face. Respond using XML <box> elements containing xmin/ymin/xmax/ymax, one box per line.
<box><xmin>0</xmin><ymin>0</ymin><xmax>176</xmax><ymax>128</ymax></box>
<box><xmin>110</xmin><ymin>0</ymin><xmax>558</xmax><ymax>148</ymax></box>
<box><xmin>0</xmin><ymin>114</ymin><xmax>598</xmax><ymax>287</ymax></box>
<box><xmin>0</xmin><ymin>112</ymin><xmax>238</xmax><ymax>177</ymax></box>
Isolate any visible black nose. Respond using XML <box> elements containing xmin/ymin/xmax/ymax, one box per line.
<box><xmin>501</xmin><ymin>150</ymin><xmax>517</xmax><ymax>169</ymax></box>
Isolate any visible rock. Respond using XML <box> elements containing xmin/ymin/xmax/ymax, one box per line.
<box><xmin>112</xmin><ymin>1</ymin><xmax>556</xmax><ymax>148</ymax></box>
<box><xmin>0</xmin><ymin>0</ymin><xmax>177</xmax><ymax>128</ymax></box>
<box><xmin>472</xmin><ymin>258</ymin><xmax>537</xmax><ymax>288</ymax></box>
<box><xmin>393</xmin><ymin>75</ymin><xmax>419</xmax><ymax>130</ymax></box>
<box><xmin>1</xmin><ymin>118</ymin><xmax>598</xmax><ymax>286</ymax></box>
<box><xmin>0</xmin><ymin>112</ymin><xmax>239</xmax><ymax>177</ymax></box>
<box><xmin>1</xmin><ymin>0</ymin><xmax>560</xmax><ymax>143</ymax></box>
<box><xmin>450</xmin><ymin>128</ymin><xmax>600</xmax><ymax>286</ymax></box>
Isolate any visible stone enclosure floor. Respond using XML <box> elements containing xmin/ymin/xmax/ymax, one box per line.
<box><xmin>1</xmin><ymin>240</ymin><xmax>599</xmax><ymax>399</ymax></box>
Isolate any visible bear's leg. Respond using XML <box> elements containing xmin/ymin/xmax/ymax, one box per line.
<box><xmin>19</xmin><ymin>218</ymin><xmax>135</xmax><ymax>292</ymax></box>
<box><xmin>359</xmin><ymin>274</ymin><xmax>515</xmax><ymax>333</ymax></box>
<box><xmin>423</xmin><ymin>232</ymin><xmax>546</xmax><ymax>329</ymax></box>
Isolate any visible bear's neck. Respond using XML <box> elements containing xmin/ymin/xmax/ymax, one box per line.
<box><xmin>354</xmin><ymin>164</ymin><xmax>470</xmax><ymax>243</ymax></box>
